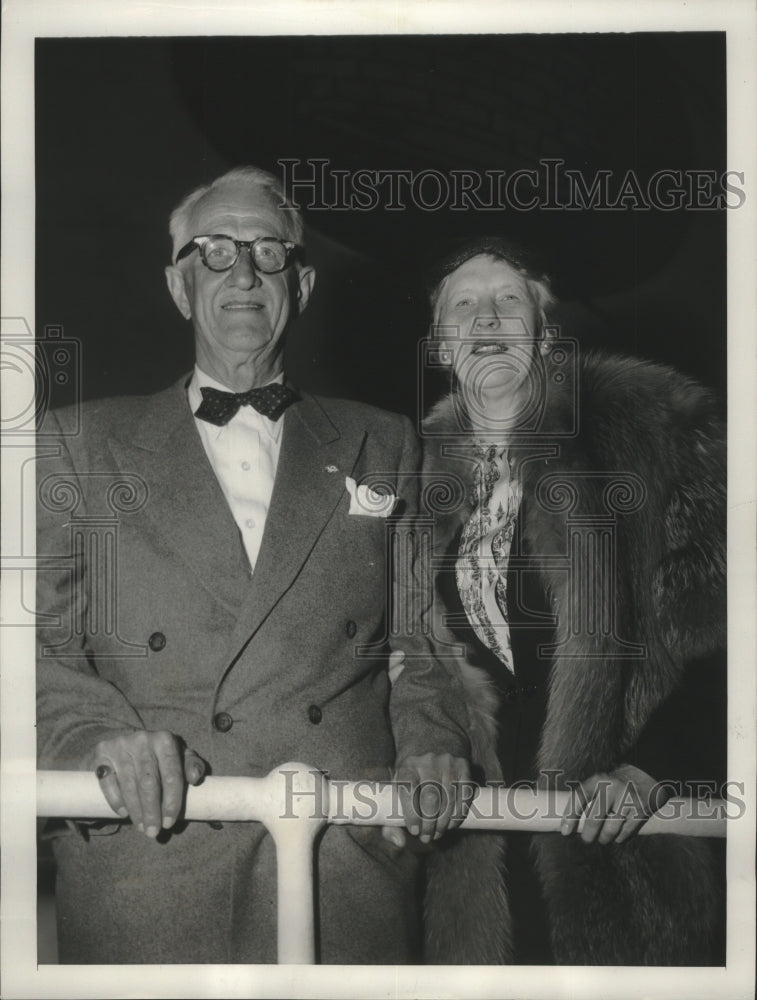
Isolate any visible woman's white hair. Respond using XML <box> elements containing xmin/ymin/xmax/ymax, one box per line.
<box><xmin>168</xmin><ymin>165</ymin><xmax>305</xmax><ymax>263</ymax></box>
<box><xmin>426</xmin><ymin>235</ymin><xmax>556</xmax><ymax>326</ymax></box>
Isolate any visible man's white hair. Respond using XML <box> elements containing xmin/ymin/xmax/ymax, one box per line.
<box><xmin>168</xmin><ymin>165</ymin><xmax>305</xmax><ymax>263</ymax></box>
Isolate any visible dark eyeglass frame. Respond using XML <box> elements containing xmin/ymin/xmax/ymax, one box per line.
<box><xmin>175</xmin><ymin>234</ymin><xmax>301</xmax><ymax>273</ymax></box>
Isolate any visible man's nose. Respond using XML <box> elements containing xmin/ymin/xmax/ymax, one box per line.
<box><xmin>228</xmin><ymin>248</ymin><xmax>262</xmax><ymax>288</ymax></box>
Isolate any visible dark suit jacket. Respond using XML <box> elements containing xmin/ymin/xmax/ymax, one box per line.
<box><xmin>36</xmin><ymin>374</ymin><xmax>471</xmax><ymax>963</ymax></box>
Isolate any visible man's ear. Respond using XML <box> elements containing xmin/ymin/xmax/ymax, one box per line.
<box><xmin>165</xmin><ymin>265</ymin><xmax>192</xmax><ymax>320</ymax></box>
<box><xmin>294</xmin><ymin>266</ymin><xmax>316</xmax><ymax>316</ymax></box>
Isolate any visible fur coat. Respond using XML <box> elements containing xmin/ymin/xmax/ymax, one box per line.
<box><xmin>421</xmin><ymin>349</ymin><xmax>726</xmax><ymax>965</ymax></box>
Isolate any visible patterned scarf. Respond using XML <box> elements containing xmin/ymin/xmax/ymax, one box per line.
<box><xmin>456</xmin><ymin>443</ymin><xmax>522</xmax><ymax>673</ymax></box>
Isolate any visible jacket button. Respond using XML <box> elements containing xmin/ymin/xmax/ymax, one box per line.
<box><xmin>308</xmin><ymin>705</ymin><xmax>322</xmax><ymax>725</ymax></box>
<box><xmin>148</xmin><ymin>631</ymin><xmax>166</xmax><ymax>652</ymax></box>
<box><xmin>213</xmin><ymin>711</ymin><xmax>233</xmax><ymax>733</ymax></box>
<box><xmin>345</xmin><ymin>620</ymin><xmax>357</xmax><ymax>638</ymax></box>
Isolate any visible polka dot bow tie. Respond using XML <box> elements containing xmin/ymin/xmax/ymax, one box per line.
<box><xmin>194</xmin><ymin>383</ymin><xmax>300</xmax><ymax>426</ymax></box>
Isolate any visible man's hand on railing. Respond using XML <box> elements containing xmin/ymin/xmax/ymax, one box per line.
<box><xmin>386</xmin><ymin>752</ymin><xmax>473</xmax><ymax>847</ymax></box>
<box><xmin>88</xmin><ymin>729</ymin><xmax>207</xmax><ymax>838</ymax></box>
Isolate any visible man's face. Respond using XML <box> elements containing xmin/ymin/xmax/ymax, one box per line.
<box><xmin>434</xmin><ymin>254</ymin><xmax>542</xmax><ymax>396</ymax></box>
<box><xmin>165</xmin><ymin>180</ymin><xmax>314</xmax><ymax>387</ymax></box>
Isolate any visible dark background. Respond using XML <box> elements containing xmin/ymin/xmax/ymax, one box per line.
<box><xmin>36</xmin><ymin>33</ymin><xmax>727</xmax><ymax>418</ymax></box>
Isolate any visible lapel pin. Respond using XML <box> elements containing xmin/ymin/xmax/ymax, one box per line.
<box><xmin>325</xmin><ymin>464</ymin><xmax>339</xmax><ymax>473</ymax></box>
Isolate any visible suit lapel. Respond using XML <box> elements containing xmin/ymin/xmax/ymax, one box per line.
<box><xmin>222</xmin><ymin>393</ymin><xmax>366</xmax><ymax>657</ymax></box>
<box><xmin>108</xmin><ymin>376</ymin><xmax>251</xmax><ymax>617</ymax></box>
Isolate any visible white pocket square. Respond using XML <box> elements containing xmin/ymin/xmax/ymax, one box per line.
<box><xmin>345</xmin><ymin>476</ymin><xmax>398</xmax><ymax>517</ymax></box>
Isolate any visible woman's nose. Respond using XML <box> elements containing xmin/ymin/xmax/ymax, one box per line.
<box><xmin>474</xmin><ymin>312</ymin><xmax>501</xmax><ymax>330</ymax></box>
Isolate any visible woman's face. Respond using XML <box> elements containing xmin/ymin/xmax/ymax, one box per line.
<box><xmin>434</xmin><ymin>254</ymin><xmax>542</xmax><ymax>396</ymax></box>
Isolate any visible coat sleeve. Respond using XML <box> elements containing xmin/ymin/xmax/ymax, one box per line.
<box><xmin>386</xmin><ymin>416</ymin><xmax>472</xmax><ymax>763</ymax></box>
<box><xmin>652</xmin><ymin>403</ymin><xmax>727</xmax><ymax>662</ymax></box>
<box><xmin>36</xmin><ymin>410</ymin><xmax>146</xmax><ymax>770</ymax></box>
<box><xmin>628</xmin><ymin>388</ymin><xmax>727</xmax><ymax>785</ymax></box>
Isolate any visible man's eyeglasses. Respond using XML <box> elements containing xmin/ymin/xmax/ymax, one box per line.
<box><xmin>175</xmin><ymin>235</ymin><xmax>301</xmax><ymax>274</ymax></box>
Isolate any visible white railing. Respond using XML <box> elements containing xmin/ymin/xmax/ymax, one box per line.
<box><xmin>37</xmin><ymin>762</ymin><xmax>728</xmax><ymax>964</ymax></box>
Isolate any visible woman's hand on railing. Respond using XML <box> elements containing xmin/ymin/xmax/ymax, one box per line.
<box><xmin>390</xmin><ymin>752</ymin><xmax>474</xmax><ymax>845</ymax></box>
<box><xmin>559</xmin><ymin>764</ymin><xmax>669</xmax><ymax>845</ymax></box>
<box><xmin>88</xmin><ymin>729</ymin><xmax>207</xmax><ymax>838</ymax></box>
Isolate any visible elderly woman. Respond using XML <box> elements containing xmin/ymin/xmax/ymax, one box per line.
<box><xmin>417</xmin><ymin>236</ymin><xmax>726</xmax><ymax>965</ymax></box>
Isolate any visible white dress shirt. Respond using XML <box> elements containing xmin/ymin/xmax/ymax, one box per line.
<box><xmin>188</xmin><ymin>366</ymin><xmax>284</xmax><ymax>572</ymax></box>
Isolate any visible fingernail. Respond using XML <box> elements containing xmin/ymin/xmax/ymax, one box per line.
<box><xmin>162</xmin><ymin>815</ymin><xmax>174</xmax><ymax>828</ymax></box>
<box><xmin>409</xmin><ymin>825</ymin><xmax>419</xmax><ymax>837</ymax></box>
<box><xmin>433</xmin><ymin>831</ymin><xmax>442</xmax><ymax>841</ymax></box>
<box><xmin>117</xmin><ymin>807</ymin><xmax>129</xmax><ymax>818</ymax></box>
<box><xmin>136</xmin><ymin>822</ymin><xmax>144</xmax><ymax>833</ymax></box>
<box><xmin>190</xmin><ymin>766</ymin><xmax>202</xmax><ymax>782</ymax></box>
<box><xmin>145</xmin><ymin>825</ymin><xmax>159</xmax><ymax>838</ymax></box>
<box><xmin>420</xmin><ymin>834</ymin><xmax>431</xmax><ymax>844</ymax></box>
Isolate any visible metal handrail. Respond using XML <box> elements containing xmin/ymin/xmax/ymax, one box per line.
<box><xmin>37</xmin><ymin>763</ymin><xmax>728</xmax><ymax>964</ymax></box>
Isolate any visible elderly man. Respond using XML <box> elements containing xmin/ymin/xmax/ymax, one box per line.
<box><xmin>36</xmin><ymin>165</ymin><xmax>471</xmax><ymax>964</ymax></box>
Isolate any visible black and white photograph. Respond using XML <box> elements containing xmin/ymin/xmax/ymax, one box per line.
<box><xmin>1</xmin><ymin>1</ymin><xmax>755</xmax><ymax>998</ymax></box>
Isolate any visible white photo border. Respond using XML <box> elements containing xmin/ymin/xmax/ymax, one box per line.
<box><xmin>2</xmin><ymin>1</ymin><xmax>755</xmax><ymax>998</ymax></box>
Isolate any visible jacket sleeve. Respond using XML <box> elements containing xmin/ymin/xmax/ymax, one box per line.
<box><xmin>386</xmin><ymin>416</ymin><xmax>472</xmax><ymax>763</ymax></box>
<box><xmin>36</xmin><ymin>410</ymin><xmax>145</xmax><ymax>770</ymax></box>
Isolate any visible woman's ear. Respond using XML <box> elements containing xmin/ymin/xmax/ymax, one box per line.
<box><xmin>431</xmin><ymin>327</ymin><xmax>454</xmax><ymax>367</ymax></box>
<box><xmin>538</xmin><ymin>318</ymin><xmax>557</xmax><ymax>354</ymax></box>
<box><xmin>431</xmin><ymin>297</ymin><xmax>455</xmax><ymax>367</ymax></box>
